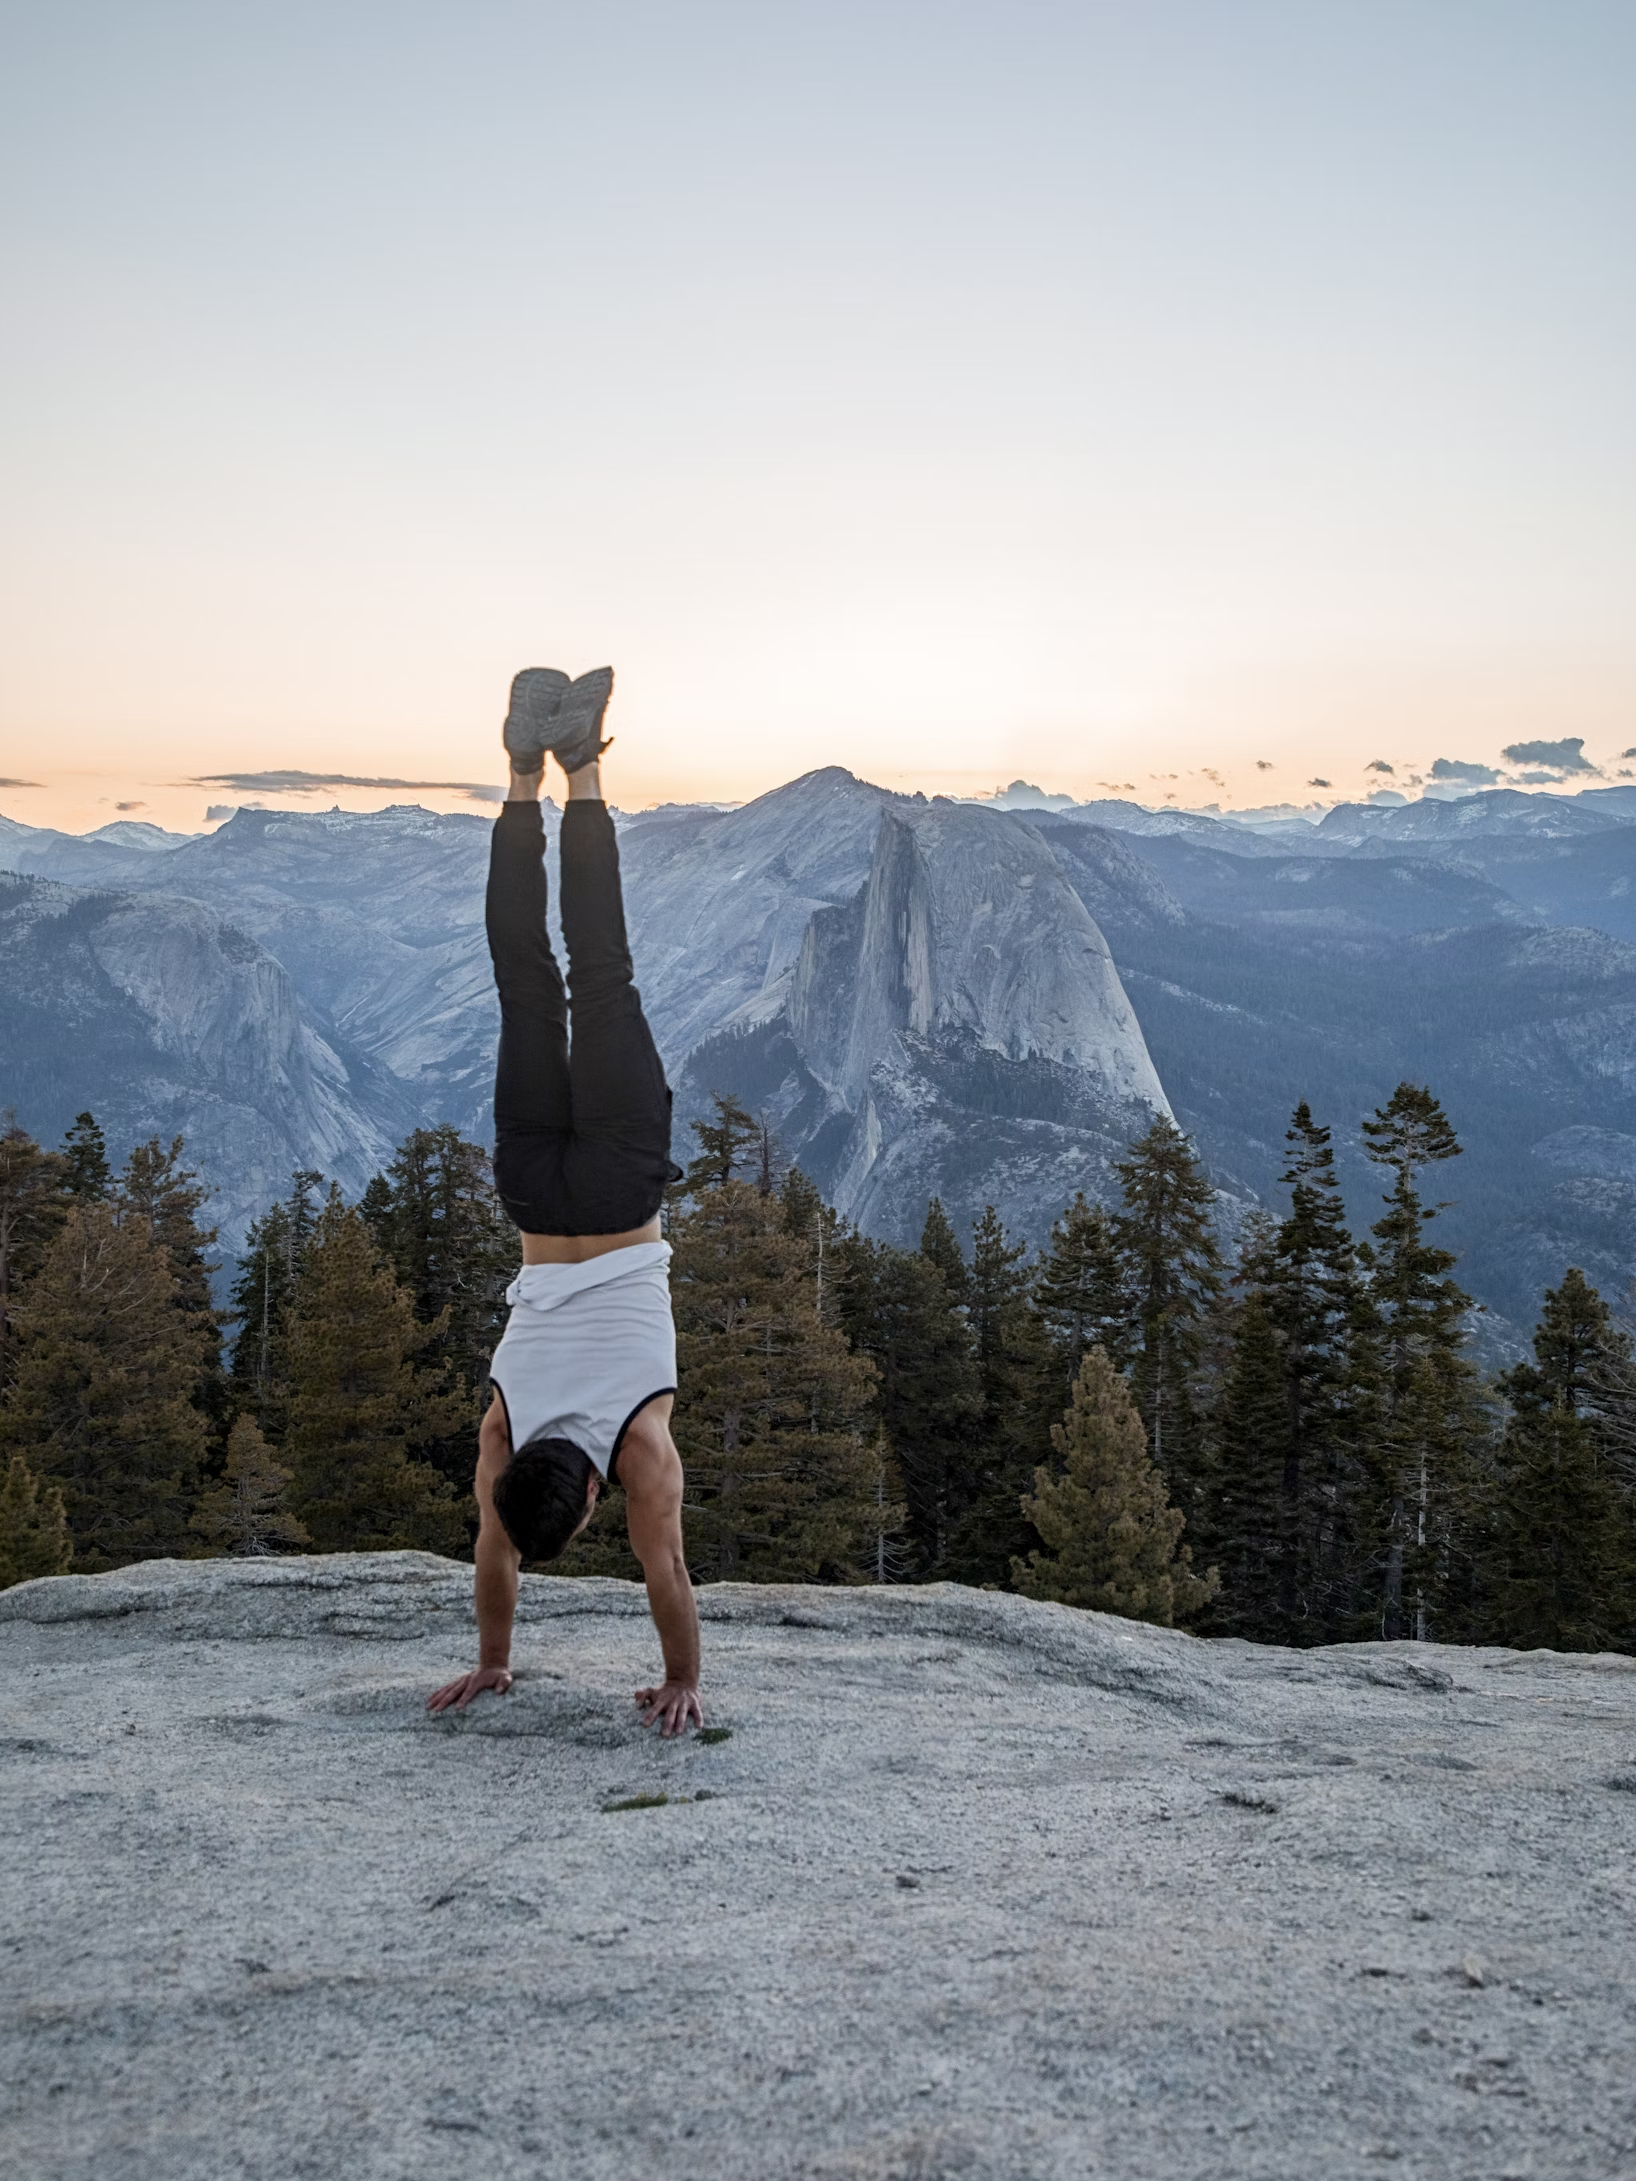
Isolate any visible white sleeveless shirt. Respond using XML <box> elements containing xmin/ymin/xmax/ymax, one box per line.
<box><xmin>487</xmin><ymin>1241</ymin><xmax>677</xmax><ymax>1478</ymax></box>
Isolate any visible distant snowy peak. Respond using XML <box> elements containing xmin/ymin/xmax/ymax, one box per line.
<box><xmin>86</xmin><ymin>820</ymin><xmax>199</xmax><ymax>850</ymax></box>
<box><xmin>1316</xmin><ymin>788</ymin><xmax>1633</xmax><ymax>849</ymax></box>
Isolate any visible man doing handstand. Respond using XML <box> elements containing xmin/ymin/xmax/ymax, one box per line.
<box><xmin>427</xmin><ymin>667</ymin><xmax>701</xmax><ymax>1736</ymax></box>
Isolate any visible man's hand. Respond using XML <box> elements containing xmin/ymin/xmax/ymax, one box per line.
<box><xmin>427</xmin><ymin>1666</ymin><xmax>514</xmax><ymax>1714</ymax></box>
<box><xmin>634</xmin><ymin>1681</ymin><xmax>702</xmax><ymax>1738</ymax></box>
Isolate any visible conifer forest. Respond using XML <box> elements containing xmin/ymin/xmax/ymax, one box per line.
<box><xmin>2</xmin><ymin>1089</ymin><xmax>1633</xmax><ymax>1656</ymax></box>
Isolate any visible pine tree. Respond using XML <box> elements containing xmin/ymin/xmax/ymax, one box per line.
<box><xmin>1479</xmin><ymin>1269</ymin><xmax>1635</xmax><ymax>1652</ymax></box>
<box><xmin>359</xmin><ymin>1126</ymin><xmax>514</xmax><ymax>1492</ymax></box>
<box><xmin>1482</xmin><ymin>1407</ymin><xmax>1632</xmax><ymax>1652</ymax></box>
<box><xmin>1199</xmin><ymin>1292</ymin><xmax>1293</xmax><ymax>1639</ymax></box>
<box><xmin>1234</xmin><ymin>1103</ymin><xmax>1373</xmax><ymax>1639</ymax></box>
<box><xmin>682</xmin><ymin>1094</ymin><xmax>763</xmax><ymax>1196</ymax></box>
<box><xmin>751</xmin><ymin>1110</ymin><xmax>787</xmax><ymax>1198</ymax></box>
<box><xmin>777</xmin><ymin>1166</ymin><xmax>849</xmax><ymax>1325</ymax></box>
<box><xmin>282</xmin><ymin>1192</ymin><xmax>466</xmax><ymax>1554</ymax></box>
<box><xmin>0</xmin><ymin>1203</ymin><xmax>209</xmax><ymax>1568</ymax></box>
<box><xmin>0</xmin><ymin>1453</ymin><xmax>72</xmax><ymax>1588</ymax></box>
<box><xmin>59</xmin><ymin>1113</ymin><xmax>110</xmax><ymax>1202</ymax></box>
<box><xmin>1499</xmin><ymin>1267</ymin><xmax>1628</xmax><ymax>1421</ymax></box>
<box><xmin>1112</xmin><ymin>1114</ymin><xmax>1223</xmax><ymax>1505</ymax></box>
<box><xmin>919</xmin><ymin>1197</ymin><xmax>971</xmax><ymax>1305</ymax></box>
<box><xmin>947</xmin><ymin>1205</ymin><xmax>1048</xmax><ymax>1584</ymax></box>
<box><xmin>1032</xmin><ymin>1192</ymin><xmax>1132</xmax><ymax>1413</ymax></box>
<box><xmin>1587</xmin><ymin>1289</ymin><xmax>1636</xmax><ymax>1492</ymax></box>
<box><xmin>1013</xmin><ymin>1347</ymin><xmax>1217</xmax><ymax>1626</ymax></box>
<box><xmin>1357</xmin><ymin>1083</ymin><xmax>1488</xmax><ymax>1641</ymax></box>
<box><xmin>189</xmin><ymin>1414</ymin><xmax>311</xmax><ymax>1557</ymax></box>
<box><xmin>116</xmin><ymin>1136</ymin><xmax>225</xmax><ymax>1436</ymax></box>
<box><xmin>670</xmin><ymin>1179</ymin><xmax>883</xmax><ymax>1581</ymax></box>
<box><xmin>833</xmin><ymin>1230</ymin><xmax>981</xmax><ymax>1576</ymax></box>
<box><xmin>0</xmin><ymin>1122</ymin><xmax>67</xmax><ymax>1379</ymax></box>
<box><xmin>228</xmin><ymin>1171</ymin><xmax>325</xmax><ymax>1429</ymax></box>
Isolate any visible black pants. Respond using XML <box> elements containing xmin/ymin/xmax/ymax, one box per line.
<box><xmin>487</xmin><ymin>798</ymin><xmax>678</xmax><ymax>1236</ymax></box>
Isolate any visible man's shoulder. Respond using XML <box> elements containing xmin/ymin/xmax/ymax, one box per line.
<box><xmin>615</xmin><ymin>1400</ymin><xmax>680</xmax><ymax>1502</ymax></box>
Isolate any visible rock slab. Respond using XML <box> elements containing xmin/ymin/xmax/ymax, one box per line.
<box><xmin>2</xmin><ymin>1555</ymin><xmax>1634</xmax><ymax>2180</ymax></box>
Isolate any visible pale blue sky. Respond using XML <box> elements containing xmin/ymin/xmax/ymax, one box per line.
<box><xmin>3</xmin><ymin>2</ymin><xmax>1633</xmax><ymax>828</ymax></box>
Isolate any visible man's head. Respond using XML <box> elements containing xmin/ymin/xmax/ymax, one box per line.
<box><xmin>492</xmin><ymin>1433</ymin><xmax>600</xmax><ymax>1562</ymax></box>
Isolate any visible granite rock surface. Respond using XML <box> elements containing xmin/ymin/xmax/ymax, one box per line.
<box><xmin>3</xmin><ymin>1554</ymin><xmax>1634</xmax><ymax>2180</ymax></box>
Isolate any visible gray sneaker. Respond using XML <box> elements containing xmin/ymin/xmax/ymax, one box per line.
<box><xmin>548</xmin><ymin>666</ymin><xmax>615</xmax><ymax>774</ymax></box>
<box><xmin>502</xmin><ymin>668</ymin><xmax>571</xmax><ymax>773</ymax></box>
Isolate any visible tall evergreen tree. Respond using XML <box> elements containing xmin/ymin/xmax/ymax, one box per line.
<box><xmin>919</xmin><ymin>1197</ymin><xmax>971</xmax><ymax>1305</ymax></box>
<box><xmin>1222</xmin><ymin>1103</ymin><xmax>1372</xmax><ymax>1640</ymax></box>
<box><xmin>1199</xmin><ymin>1292</ymin><xmax>1293</xmax><ymax>1639</ymax></box>
<box><xmin>833</xmin><ymin>1230</ymin><xmax>981</xmax><ymax>1576</ymax></box>
<box><xmin>751</xmin><ymin>1110</ymin><xmax>787</xmax><ymax>1198</ymax></box>
<box><xmin>1482</xmin><ymin>1409</ymin><xmax>1632</xmax><ymax>1652</ymax></box>
<box><xmin>1013</xmin><ymin>1346</ymin><xmax>1217</xmax><ymax>1626</ymax></box>
<box><xmin>190</xmin><ymin>1415</ymin><xmax>311</xmax><ymax>1558</ymax></box>
<box><xmin>1032</xmin><ymin>1192</ymin><xmax>1132</xmax><ymax>1415</ymax></box>
<box><xmin>228</xmin><ymin>1171</ymin><xmax>325</xmax><ymax>1428</ymax></box>
<box><xmin>669</xmin><ymin>1179</ymin><xmax>884</xmax><ymax>1581</ymax></box>
<box><xmin>778</xmin><ymin>1166</ymin><xmax>849</xmax><ymax>1325</ymax></box>
<box><xmin>682</xmin><ymin>1094</ymin><xmax>762</xmax><ymax>1196</ymax></box>
<box><xmin>1034</xmin><ymin>1191</ymin><xmax>1130</xmax><ymax>1363</ymax></box>
<box><xmin>1357</xmin><ymin>1083</ymin><xmax>1487</xmax><ymax>1641</ymax></box>
<box><xmin>360</xmin><ymin>1126</ymin><xmax>514</xmax><ymax>1492</ymax></box>
<box><xmin>0</xmin><ymin>1123</ymin><xmax>67</xmax><ymax>1379</ymax></box>
<box><xmin>0</xmin><ymin>1203</ymin><xmax>208</xmax><ymax>1567</ymax></box>
<box><xmin>282</xmin><ymin>1192</ymin><xmax>465</xmax><ymax>1554</ymax></box>
<box><xmin>0</xmin><ymin>1453</ymin><xmax>72</xmax><ymax>1588</ymax></box>
<box><xmin>116</xmin><ymin>1136</ymin><xmax>225</xmax><ymax>1436</ymax></box>
<box><xmin>59</xmin><ymin>1113</ymin><xmax>110</xmax><ymax>1202</ymax></box>
<box><xmin>1480</xmin><ymin>1269</ymin><xmax>1635</xmax><ymax>1652</ymax></box>
<box><xmin>1587</xmin><ymin>1288</ymin><xmax>1636</xmax><ymax>1492</ymax></box>
<box><xmin>1112</xmin><ymin>1114</ymin><xmax>1223</xmax><ymax>1504</ymax></box>
<box><xmin>1498</xmin><ymin>1267</ymin><xmax>1628</xmax><ymax>1422</ymax></box>
<box><xmin>946</xmin><ymin>1205</ymin><xmax>1047</xmax><ymax>1584</ymax></box>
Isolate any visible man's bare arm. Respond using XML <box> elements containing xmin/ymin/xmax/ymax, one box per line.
<box><xmin>428</xmin><ymin>1396</ymin><xmax>520</xmax><ymax>1713</ymax></box>
<box><xmin>621</xmin><ymin>1408</ymin><xmax>702</xmax><ymax>1737</ymax></box>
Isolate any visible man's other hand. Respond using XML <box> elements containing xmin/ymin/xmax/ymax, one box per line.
<box><xmin>427</xmin><ymin>1666</ymin><xmax>514</xmax><ymax>1714</ymax></box>
<box><xmin>634</xmin><ymin>1681</ymin><xmax>703</xmax><ymax>1738</ymax></box>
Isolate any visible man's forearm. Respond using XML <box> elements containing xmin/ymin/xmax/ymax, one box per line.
<box><xmin>644</xmin><ymin>1555</ymin><xmax>701</xmax><ymax>1686</ymax></box>
<box><xmin>474</xmin><ymin>1540</ymin><xmax>518</xmax><ymax>1669</ymax></box>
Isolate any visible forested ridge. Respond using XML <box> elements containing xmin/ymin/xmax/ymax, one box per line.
<box><xmin>2</xmin><ymin>1090</ymin><xmax>1633</xmax><ymax>1653</ymax></box>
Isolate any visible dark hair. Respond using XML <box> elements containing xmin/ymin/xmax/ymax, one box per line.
<box><xmin>492</xmin><ymin>1433</ymin><xmax>598</xmax><ymax>1562</ymax></box>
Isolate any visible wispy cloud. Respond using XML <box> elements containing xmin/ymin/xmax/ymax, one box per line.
<box><xmin>190</xmin><ymin>769</ymin><xmax>503</xmax><ymax>801</ymax></box>
<box><xmin>1365</xmin><ymin>758</ymin><xmax>1394</xmax><ymax>775</ymax></box>
<box><xmin>0</xmin><ymin>778</ymin><xmax>43</xmax><ymax>788</ymax></box>
<box><xmin>1308</xmin><ymin>777</ymin><xmax>1331</xmax><ymax>788</ymax></box>
<box><xmin>114</xmin><ymin>799</ymin><xmax>146</xmax><ymax>812</ymax></box>
<box><xmin>1499</xmin><ymin>736</ymin><xmax>1598</xmax><ymax>775</ymax></box>
<box><xmin>1255</xmin><ymin>759</ymin><xmax>1273</xmax><ymax>771</ymax></box>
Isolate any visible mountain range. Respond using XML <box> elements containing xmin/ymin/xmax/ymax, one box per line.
<box><xmin>3</xmin><ymin>775</ymin><xmax>1635</xmax><ymax>1350</ymax></box>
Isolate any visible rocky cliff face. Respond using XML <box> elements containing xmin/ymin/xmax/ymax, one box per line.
<box><xmin>777</xmin><ymin>798</ymin><xmax>1167</xmax><ymax>1238</ymax></box>
<box><xmin>617</xmin><ymin>775</ymin><xmax>1169</xmax><ymax>1242</ymax></box>
<box><xmin>0</xmin><ymin>873</ymin><xmax>407</xmax><ymax>1245</ymax></box>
